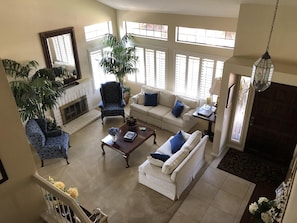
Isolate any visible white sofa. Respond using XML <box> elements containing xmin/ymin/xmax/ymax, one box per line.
<box><xmin>138</xmin><ymin>130</ymin><xmax>209</xmax><ymax>200</ymax></box>
<box><xmin>130</xmin><ymin>85</ymin><xmax>200</xmax><ymax>133</ymax></box>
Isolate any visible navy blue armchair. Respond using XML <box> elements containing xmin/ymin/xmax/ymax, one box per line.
<box><xmin>98</xmin><ymin>81</ymin><xmax>126</xmax><ymax>124</ymax></box>
<box><xmin>25</xmin><ymin>119</ymin><xmax>70</xmax><ymax>167</ymax></box>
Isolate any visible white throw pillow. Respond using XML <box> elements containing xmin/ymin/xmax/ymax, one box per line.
<box><xmin>182</xmin><ymin>130</ymin><xmax>202</xmax><ymax>151</ymax></box>
<box><xmin>147</xmin><ymin>156</ymin><xmax>164</xmax><ymax>167</ymax></box>
<box><xmin>138</xmin><ymin>93</ymin><xmax>145</xmax><ymax>105</ymax></box>
<box><xmin>161</xmin><ymin>148</ymin><xmax>189</xmax><ymax>175</ymax></box>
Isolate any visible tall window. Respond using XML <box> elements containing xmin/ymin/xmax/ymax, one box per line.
<box><xmin>176</xmin><ymin>26</ymin><xmax>236</xmax><ymax>48</ymax></box>
<box><xmin>128</xmin><ymin>46</ymin><xmax>166</xmax><ymax>89</ymax></box>
<box><xmin>231</xmin><ymin>76</ymin><xmax>251</xmax><ymax>142</ymax></box>
<box><xmin>84</xmin><ymin>21</ymin><xmax>112</xmax><ymax>41</ymax></box>
<box><xmin>51</xmin><ymin>34</ymin><xmax>75</xmax><ymax>65</ymax></box>
<box><xmin>175</xmin><ymin>53</ymin><xmax>225</xmax><ymax>100</ymax></box>
<box><xmin>89</xmin><ymin>48</ymin><xmax>115</xmax><ymax>91</ymax></box>
<box><xmin>125</xmin><ymin>21</ymin><xmax>168</xmax><ymax>40</ymax></box>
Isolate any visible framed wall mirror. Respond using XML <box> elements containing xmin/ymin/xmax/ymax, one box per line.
<box><xmin>39</xmin><ymin>27</ymin><xmax>81</xmax><ymax>86</ymax></box>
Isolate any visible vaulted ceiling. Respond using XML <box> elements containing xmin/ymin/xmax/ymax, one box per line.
<box><xmin>96</xmin><ymin>0</ymin><xmax>297</xmax><ymax>18</ymax></box>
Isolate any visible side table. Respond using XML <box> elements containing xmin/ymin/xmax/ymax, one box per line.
<box><xmin>193</xmin><ymin>105</ymin><xmax>216</xmax><ymax>142</ymax></box>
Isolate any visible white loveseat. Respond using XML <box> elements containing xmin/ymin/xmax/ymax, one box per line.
<box><xmin>130</xmin><ymin>85</ymin><xmax>200</xmax><ymax>133</ymax></box>
<box><xmin>138</xmin><ymin>130</ymin><xmax>209</xmax><ymax>200</ymax></box>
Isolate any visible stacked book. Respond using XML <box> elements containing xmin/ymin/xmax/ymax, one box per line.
<box><xmin>123</xmin><ymin>131</ymin><xmax>137</xmax><ymax>142</ymax></box>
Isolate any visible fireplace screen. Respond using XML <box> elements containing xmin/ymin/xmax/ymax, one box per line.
<box><xmin>60</xmin><ymin>95</ymin><xmax>88</xmax><ymax>124</ymax></box>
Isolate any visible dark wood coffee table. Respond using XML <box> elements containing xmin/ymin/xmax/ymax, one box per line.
<box><xmin>101</xmin><ymin>123</ymin><xmax>156</xmax><ymax>168</ymax></box>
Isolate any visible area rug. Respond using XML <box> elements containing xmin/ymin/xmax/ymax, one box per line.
<box><xmin>217</xmin><ymin>148</ymin><xmax>289</xmax><ymax>186</ymax></box>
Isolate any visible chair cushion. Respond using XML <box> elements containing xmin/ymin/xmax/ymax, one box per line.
<box><xmin>162</xmin><ymin>147</ymin><xmax>189</xmax><ymax>175</ymax></box>
<box><xmin>170</xmin><ymin>131</ymin><xmax>185</xmax><ymax>153</ymax></box>
<box><xmin>172</xmin><ymin>100</ymin><xmax>184</xmax><ymax>117</ymax></box>
<box><xmin>144</xmin><ymin>93</ymin><xmax>158</xmax><ymax>106</ymax></box>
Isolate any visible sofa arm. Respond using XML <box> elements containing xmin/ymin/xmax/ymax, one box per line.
<box><xmin>182</xmin><ymin>108</ymin><xmax>195</xmax><ymax>121</ymax></box>
<box><xmin>131</xmin><ymin>94</ymin><xmax>140</xmax><ymax>104</ymax></box>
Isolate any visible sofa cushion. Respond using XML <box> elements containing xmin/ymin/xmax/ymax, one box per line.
<box><xmin>156</xmin><ymin>136</ymin><xmax>174</xmax><ymax>156</ymax></box>
<box><xmin>162</xmin><ymin>147</ymin><xmax>189</xmax><ymax>175</ymax></box>
<box><xmin>172</xmin><ymin>100</ymin><xmax>184</xmax><ymax>118</ymax></box>
<box><xmin>159</xmin><ymin>91</ymin><xmax>176</xmax><ymax>108</ymax></box>
<box><xmin>130</xmin><ymin>103</ymin><xmax>152</xmax><ymax>115</ymax></box>
<box><xmin>147</xmin><ymin>105</ymin><xmax>171</xmax><ymax>120</ymax></box>
<box><xmin>180</xmin><ymin>104</ymin><xmax>190</xmax><ymax>118</ymax></box>
<box><xmin>170</xmin><ymin>131</ymin><xmax>185</xmax><ymax>154</ymax></box>
<box><xmin>181</xmin><ymin>130</ymin><xmax>202</xmax><ymax>152</ymax></box>
<box><xmin>150</xmin><ymin>153</ymin><xmax>170</xmax><ymax>162</ymax></box>
<box><xmin>144</xmin><ymin>93</ymin><xmax>158</xmax><ymax>106</ymax></box>
<box><xmin>147</xmin><ymin>156</ymin><xmax>165</xmax><ymax>167</ymax></box>
<box><xmin>176</xmin><ymin>95</ymin><xmax>199</xmax><ymax>109</ymax></box>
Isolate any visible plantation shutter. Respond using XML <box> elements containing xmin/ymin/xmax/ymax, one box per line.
<box><xmin>52</xmin><ymin>34</ymin><xmax>75</xmax><ymax>65</ymax></box>
<box><xmin>155</xmin><ymin>50</ymin><xmax>166</xmax><ymax>89</ymax></box>
<box><xmin>187</xmin><ymin>56</ymin><xmax>200</xmax><ymax>98</ymax></box>
<box><xmin>199</xmin><ymin>59</ymin><xmax>214</xmax><ymax>100</ymax></box>
<box><xmin>90</xmin><ymin>48</ymin><xmax>115</xmax><ymax>90</ymax></box>
<box><xmin>175</xmin><ymin>54</ymin><xmax>187</xmax><ymax>94</ymax></box>
<box><xmin>132</xmin><ymin>47</ymin><xmax>145</xmax><ymax>83</ymax></box>
<box><xmin>145</xmin><ymin>49</ymin><xmax>155</xmax><ymax>87</ymax></box>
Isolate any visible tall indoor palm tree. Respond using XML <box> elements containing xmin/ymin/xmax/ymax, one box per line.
<box><xmin>100</xmin><ymin>33</ymin><xmax>138</xmax><ymax>84</ymax></box>
<box><xmin>2</xmin><ymin>59</ymin><xmax>65</xmax><ymax>122</ymax></box>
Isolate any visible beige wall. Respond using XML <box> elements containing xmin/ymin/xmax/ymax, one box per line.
<box><xmin>0</xmin><ymin>62</ymin><xmax>44</xmax><ymax>221</ymax></box>
<box><xmin>234</xmin><ymin>4</ymin><xmax>297</xmax><ymax>65</ymax></box>
<box><xmin>0</xmin><ymin>0</ymin><xmax>117</xmax><ymax>80</ymax></box>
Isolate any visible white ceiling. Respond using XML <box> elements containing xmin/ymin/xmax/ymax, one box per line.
<box><xmin>96</xmin><ymin>0</ymin><xmax>297</xmax><ymax>18</ymax></box>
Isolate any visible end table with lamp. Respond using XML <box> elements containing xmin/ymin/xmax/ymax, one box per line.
<box><xmin>193</xmin><ymin>104</ymin><xmax>216</xmax><ymax>142</ymax></box>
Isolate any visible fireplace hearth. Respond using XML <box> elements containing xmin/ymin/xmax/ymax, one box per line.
<box><xmin>60</xmin><ymin>95</ymin><xmax>88</xmax><ymax>124</ymax></box>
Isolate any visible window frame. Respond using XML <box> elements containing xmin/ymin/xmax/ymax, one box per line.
<box><xmin>176</xmin><ymin>26</ymin><xmax>236</xmax><ymax>49</ymax></box>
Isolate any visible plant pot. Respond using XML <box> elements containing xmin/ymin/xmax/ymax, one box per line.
<box><xmin>123</xmin><ymin>91</ymin><xmax>130</xmax><ymax>105</ymax></box>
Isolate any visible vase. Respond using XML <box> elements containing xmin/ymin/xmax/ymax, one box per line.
<box><xmin>111</xmin><ymin>135</ymin><xmax>117</xmax><ymax>142</ymax></box>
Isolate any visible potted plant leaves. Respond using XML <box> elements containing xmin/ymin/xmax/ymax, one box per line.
<box><xmin>100</xmin><ymin>33</ymin><xmax>138</xmax><ymax>104</ymax></box>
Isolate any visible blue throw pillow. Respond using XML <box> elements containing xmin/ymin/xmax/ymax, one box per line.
<box><xmin>172</xmin><ymin>100</ymin><xmax>184</xmax><ymax>117</ymax></box>
<box><xmin>170</xmin><ymin>131</ymin><xmax>185</xmax><ymax>153</ymax></box>
<box><xmin>150</xmin><ymin>153</ymin><xmax>170</xmax><ymax>162</ymax></box>
<box><xmin>144</xmin><ymin>93</ymin><xmax>158</xmax><ymax>106</ymax></box>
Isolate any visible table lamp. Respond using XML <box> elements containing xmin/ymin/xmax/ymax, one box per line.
<box><xmin>209</xmin><ymin>77</ymin><xmax>222</xmax><ymax>107</ymax></box>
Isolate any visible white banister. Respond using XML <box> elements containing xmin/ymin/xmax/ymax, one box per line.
<box><xmin>32</xmin><ymin>173</ymin><xmax>108</xmax><ymax>223</ymax></box>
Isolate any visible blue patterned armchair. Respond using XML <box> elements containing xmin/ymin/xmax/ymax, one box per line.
<box><xmin>25</xmin><ymin>119</ymin><xmax>70</xmax><ymax>167</ymax></box>
<box><xmin>98</xmin><ymin>81</ymin><xmax>126</xmax><ymax>124</ymax></box>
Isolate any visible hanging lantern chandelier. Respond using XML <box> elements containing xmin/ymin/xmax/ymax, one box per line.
<box><xmin>250</xmin><ymin>0</ymin><xmax>279</xmax><ymax>92</ymax></box>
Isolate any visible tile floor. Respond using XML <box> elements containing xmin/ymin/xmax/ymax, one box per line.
<box><xmin>40</xmin><ymin>107</ymin><xmax>256</xmax><ymax>222</ymax></box>
<box><xmin>169</xmin><ymin>148</ymin><xmax>255</xmax><ymax>223</ymax></box>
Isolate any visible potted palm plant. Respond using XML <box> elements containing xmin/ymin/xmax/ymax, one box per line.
<box><xmin>2</xmin><ymin>59</ymin><xmax>65</xmax><ymax>123</ymax></box>
<box><xmin>100</xmin><ymin>33</ymin><xmax>138</xmax><ymax>104</ymax></box>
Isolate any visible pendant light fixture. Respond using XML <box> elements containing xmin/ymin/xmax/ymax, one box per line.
<box><xmin>250</xmin><ymin>0</ymin><xmax>279</xmax><ymax>92</ymax></box>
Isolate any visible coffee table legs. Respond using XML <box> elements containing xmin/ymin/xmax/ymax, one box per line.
<box><xmin>123</xmin><ymin>154</ymin><xmax>130</xmax><ymax>168</ymax></box>
<box><xmin>101</xmin><ymin>144</ymin><xmax>105</xmax><ymax>155</ymax></box>
<box><xmin>101</xmin><ymin>143</ymin><xmax>130</xmax><ymax>168</ymax></box>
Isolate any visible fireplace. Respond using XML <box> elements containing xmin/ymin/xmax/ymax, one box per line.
<box><xmin>60</xmin><ymin>95</ymin><xmax>89</xmax><ymax>124</ymax></box>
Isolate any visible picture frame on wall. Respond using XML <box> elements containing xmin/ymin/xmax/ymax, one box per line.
<box><xmin>0</xmin><ymin>159</ymin><xmax>8</xmax><ymax>184</ymax></box>
<box><xmin>226</xmin><ymin>84</ymin><xmax>235</xmax><ymax>108</ymax></box>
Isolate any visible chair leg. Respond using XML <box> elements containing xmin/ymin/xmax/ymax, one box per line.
<box><xmin>65</xmin><ymin>157</ymin><xmax>70</xmax><ymax>165</ymax></box>
<box><xmin>41</xmin><ymin>160</ymin><xmax>44</xmax><ymax>167</ymax></box>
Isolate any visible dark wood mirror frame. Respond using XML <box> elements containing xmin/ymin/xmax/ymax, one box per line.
<box><xmin>39</xmin><ymin>27</ymin><xmax>81</xmax><ymax>85</ymax></box>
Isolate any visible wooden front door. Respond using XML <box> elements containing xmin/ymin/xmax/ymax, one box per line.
<box><xmin>245</xmin><ymin>83</ymin><xmax>297</xmax><ymax>165</ymax></box>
